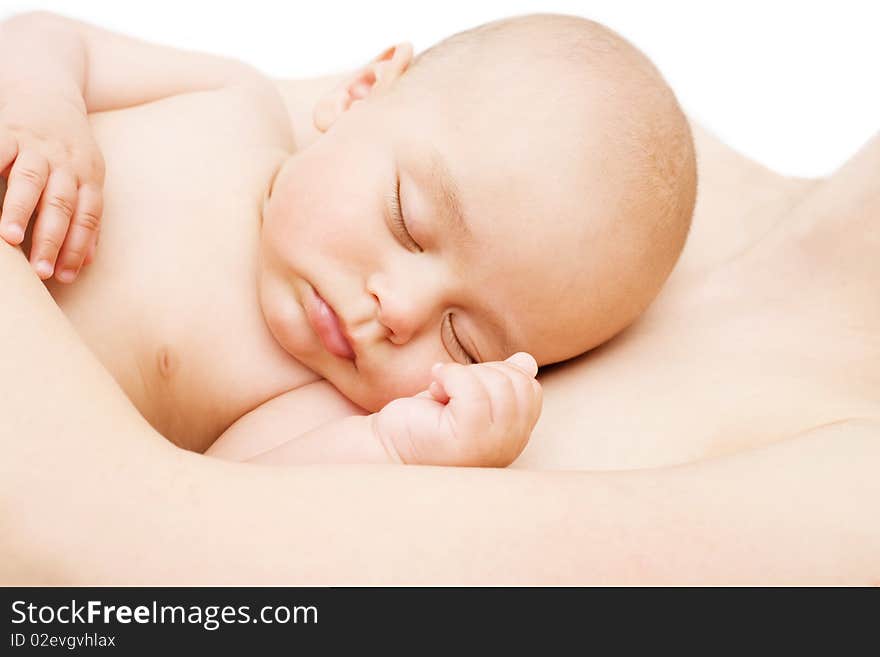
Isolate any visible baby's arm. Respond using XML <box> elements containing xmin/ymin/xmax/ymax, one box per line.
<box><xmin>212</xmin><ymin>354</ymin><xmax>542</xmax><ymax>468</ymax></box>
<box><xmin>0</xmin><ymin>11</ymin><xmax>258</xmax><ymax>114</ymax></box>
<box><xmin>0</xmin><ymin>12</ymin><xmax>261</xmax><ymax>279</ymax></box>
<box><xmin>206</xmin><ymin>380</ymin><xmax>370</xmax><ymax>462</ymax></box>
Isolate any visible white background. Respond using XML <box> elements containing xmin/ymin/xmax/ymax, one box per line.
<box><xmin>2</xmin><ymin>0</ymin><xmax>878</xmax><ymax>177</ymax></box>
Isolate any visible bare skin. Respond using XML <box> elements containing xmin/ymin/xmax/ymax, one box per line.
<box><xmin>33</xmin><ymin>84</ymin><xmax>877</xmax><ymax>470</ymax></box>
<box><xmin>521</xmin><ymin>124</ymin><xmax>880</xmax><ymax>469</ymax></box>
<box><xmin>31</xmin><ymin>77</ymin><xmax>542</xmax><ymax>463</ymax></box>
<box><xmin>2</xmin><ymin>122</ymin><xmax>878</xmax><ymax>584</ymax></box>
<box><xmin>1</xmin><ymin>13</ymin><xmax>696</xmax><ymax>469</ymax></box>
<box><xmin>0</xmin><ymin>15</ymin><xmax>877</xmax><ymax>583</ymax></box>
<box><xmin>38</xmin><ymin>81</ymin><xmax>314</xmax><ymax>453</ymax></box>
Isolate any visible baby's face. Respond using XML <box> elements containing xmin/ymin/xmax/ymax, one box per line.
<box><xmin>259</xmin><ymin>72</ymin><xmax>638</xmax><ymax>411</ymax></box>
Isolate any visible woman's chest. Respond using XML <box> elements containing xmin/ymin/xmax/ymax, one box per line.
<box><xmin>518</xmin><ymin>270</ymin><xmax>880</xmax><ymax>470</ymax></box>
<box><xmin>523</xmin><ymin>128</ymin><xmax>880</xmax><ymax>471</ymax></box>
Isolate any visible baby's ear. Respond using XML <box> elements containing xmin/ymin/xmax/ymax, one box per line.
<box><xmin>313</xmin><ymin>42</ymin><xmax>413</xmax><ymax>132</ymax></box>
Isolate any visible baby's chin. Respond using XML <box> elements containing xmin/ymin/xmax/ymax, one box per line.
<box><xmin>323</xmin><ymin>365</ymin><xmax>427</xmax><ymax>413</ymax></box>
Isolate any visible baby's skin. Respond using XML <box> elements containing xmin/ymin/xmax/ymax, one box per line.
<box><xmin>0</xmin><ymin>13</ymin><xmax>694</xmax><ymax>466</ymax></box>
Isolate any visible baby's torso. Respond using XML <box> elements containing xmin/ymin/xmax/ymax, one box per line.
<box><xmin>44</xmin><ymin>82</ymin><xmax>319</xmax><ymax>451</ymax></box>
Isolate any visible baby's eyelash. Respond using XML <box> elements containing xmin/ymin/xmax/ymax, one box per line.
<box><xmin>388</xmin><ymin>180</ymin><xmax>402</xmax><ymax>222</ymax></box>
<box><xmin>443</xmin><ymin>313</ymin><xmax>477</xmax><ymax>365</ymax></box>
<box><xmin>388</xmin><ymin>178</ymin><xmax>422</xmax><ymax>253</ymax></box>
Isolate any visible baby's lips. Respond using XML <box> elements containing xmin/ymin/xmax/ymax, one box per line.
<box><xmin>505</xmin><ymin>352</ymin><xmax>538</xmax><ymax>377</ymax></box>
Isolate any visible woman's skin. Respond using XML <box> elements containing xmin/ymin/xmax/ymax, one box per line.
<box><xmin>520</xmin><ymin>124</ymin><xmax>880</xmax><ymax>470</ymax></box>
<box><xmin>1</xmin><ymin>120</ymin><xmax>878</xmax><ymax>584</ymax></box>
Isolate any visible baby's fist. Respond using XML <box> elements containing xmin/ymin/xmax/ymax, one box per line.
<box><xmin>373</xmin><ymin>353</ymin><xmax>543</xmax><ymax>467</ymax></box>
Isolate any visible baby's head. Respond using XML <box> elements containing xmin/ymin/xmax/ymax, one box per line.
<box><xmin>259</xmin><ymin>14</ymin><xmax>697</xmax><ymax>411</ymax></box>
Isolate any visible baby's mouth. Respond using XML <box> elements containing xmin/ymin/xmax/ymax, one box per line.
<box><xmin>303</xmin><ymin>283</ymin><xmax>356</xmax><ymax>360</ymax></box>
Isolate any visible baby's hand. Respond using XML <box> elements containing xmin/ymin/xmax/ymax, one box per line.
<box><xmin>373</xmin><ymin>353</ymin><xmax>542</xmax><ymax>467</ymax></box>
<box><xmin>0</xmin><ymin>84</ymin><xmax>104</xmax><ymax>282</ymax></box>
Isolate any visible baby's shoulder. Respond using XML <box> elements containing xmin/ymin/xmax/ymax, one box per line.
<box><xmin>212</xmin><ymin>74</ymin><xmax>297</xmax><ymax>152</ymax></box>
<box><xmin>91</xmin><ymin>72</ymin><xmax>296</xmax><ymax>159</ymax></box>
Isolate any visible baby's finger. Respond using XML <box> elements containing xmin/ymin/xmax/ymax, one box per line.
<box><xmin>483</xmin><ymin>360</ymin><xmax>539</xmax><ymax>401</ymax></box>
<box><xmin>0</xmin><ymin>131</ymin><xmax>17</xmax><ymax>180</ymax></box>
<box><xmin>504</xmin><ymin>352</ymin><xmax>538</xmax><ymax>377</ymax></box>
<box><xmin>473</xmin><ymin>363</ymin><xmax>523</xmax><ymax>432</ymax></box>
<box><xmin>0</xmin><ymin>149</ymin><xmax>48</xmax><ymax>246</ymax></box>
<box><xmin>83</xmin><ymin>235</ymin><xmax>97</xmax><ymax>265</ymax></box>
<box><xmin>480</xmin><ymin>361</ymin><xmax>543</xmax><ymax>433</ymax></box>
<box><xmin>428</xmin><ymin>363</ymin><xmax>450</xmax><ymax>403</ymax></box>
<box><xmin>455</xmin><ymin>363</ymin><xmax>529</xmax><ymax>464</ymax></box>
<box><xmin>30</xmin><ymin>168</ymin><xmax>77</xmax><ymax>279</ymax></box>
<box><xmin>83</xmin><ymin>222</ymin><xmax>101</xmax><ymax>266</ymax></box>
<box><xmin>55</xmin><ymin>183</ymin><xmax>102</xmax><ymax>282</ymax></box>
<box><xmin>434</xmin><ymin>363</ymin><xmax>492</xmax><ymax>436</ymax></box>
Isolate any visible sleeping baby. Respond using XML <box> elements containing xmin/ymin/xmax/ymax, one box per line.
<box><xmin>0</xmin><ymin>12</ymin><xmax>696</xmax><ymax>466</ymax></box>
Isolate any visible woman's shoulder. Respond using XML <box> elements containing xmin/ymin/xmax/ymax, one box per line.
<box><xmin>673</xmin><ymin>122</ymin><xmax>819</xmax><ymax>277</ymax></box>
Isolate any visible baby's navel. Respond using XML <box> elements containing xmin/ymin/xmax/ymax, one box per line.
<box><xmin>156</xmin><ymin>345</ymin><xmax>178</xmax><ymax>381</ymax></box>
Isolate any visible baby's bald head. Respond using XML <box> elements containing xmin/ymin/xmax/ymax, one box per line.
<box><xmin>265</xmin><ymin>13</ymin><xmax>698</xmax><ymax>411</ymax></box>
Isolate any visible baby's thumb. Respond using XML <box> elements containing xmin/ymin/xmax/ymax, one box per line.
<box><xmin>505</xmin><ymin>352</ymin><xmax>538</xmax><ymax>377</ymax></box>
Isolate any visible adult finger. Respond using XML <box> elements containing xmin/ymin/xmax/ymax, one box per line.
<box><xmin>30</xmin><ymin>168</ymin><xmax>77</xmax><ymax>279</ymax></box>
<box><xmin>0</xmin><ymin>149</ymin><xmax>48</xmax><ymax>246</ymax></box>
<box><xmin>55</xmin><ymin>182</ymin><xmax>102</xmax><ymax>282</ymax></box>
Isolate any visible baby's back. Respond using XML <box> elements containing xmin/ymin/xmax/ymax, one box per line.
<box><xmin>43</xmin><ymin>81</ymin><xmax>318</xmax><ymax>451</ymax></box>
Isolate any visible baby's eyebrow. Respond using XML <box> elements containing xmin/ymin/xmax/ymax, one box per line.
<box><xmin>428</xmin><ymin>150</ymin><xmax>472</xmax><ymax>246</ymax></box>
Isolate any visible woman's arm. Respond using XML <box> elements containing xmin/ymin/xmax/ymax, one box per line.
<box><xmin>2</xmin><ymin>241</ymin><xmax>878</xmax><ymax>584</ymax></box>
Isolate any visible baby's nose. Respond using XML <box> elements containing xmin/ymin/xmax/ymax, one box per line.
<box><xmin>367</xmin><ymin>273</ymin><xmax>433</xmax><ymax>345</ymax></box>
<box><xmin>377</xmin><ymin>292</ymin><xmax>423</xmax><ymax>345</ymax></box>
